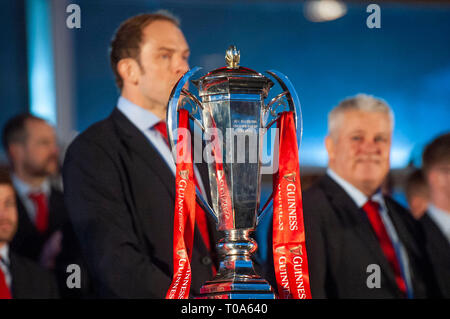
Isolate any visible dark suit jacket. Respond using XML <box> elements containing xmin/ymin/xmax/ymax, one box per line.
<box><xmin>10</xmin><ymin>251</ymin><xmax>59</xmax><ymax>299</ymax></box>
<box><xmin>265</xmin><ymin>175</ymin><xmax>440</xmax><ymax>298</ymax></box>
<box><xmin>62</xmin><ymin>108</ymin><xmax>217</xmax><ymax>298</ymax></box>
<box><xmin>10</xmin><ymin>187</ymin><xmax>92</xmax><ymax>298</ymax></box>
<box><xmin>11</xmin><ymin>188</ymin><xmax>67</xmax><ymax>261</ymax></box>
<box><xmin>419</xmin><ymin>213</ymin><xmax>450</xmax><ymax>298</ymax></box>
<box><xmin>299</xmin><ymin>175</ymin><xmax>441</xmax><ymax>298</ymax></box>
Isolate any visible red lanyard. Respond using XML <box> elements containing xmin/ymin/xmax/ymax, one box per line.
<box><xmin>272</xmin><ymin>111</ymin><xmax>311</xmax><ymax>299</ymax></box>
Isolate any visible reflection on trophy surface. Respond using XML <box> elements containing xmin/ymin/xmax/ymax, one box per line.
<box><xmin>167</xmin><ymin>45</ymin><xmax>303</xmax><ymax>299</ymax></box>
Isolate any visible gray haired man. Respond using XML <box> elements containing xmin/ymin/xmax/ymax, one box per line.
<box><xmin>300</xmin><ymin>94</ymin><xmax>441</xmax><ymax>298</ymax></box>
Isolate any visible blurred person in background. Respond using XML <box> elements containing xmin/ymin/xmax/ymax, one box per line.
<box><xmin>2</xmin><ymin>113</ymin><xmax>90</xmax><ymax>298</ymax></box>
<box><xmin>297</xmin><ymin>94</ymin><xmax>440</xmax><ymax>298</ymax></box>
<box><xmin>0</xmin><ymin>168</ymin><xmax>58</xmax><ymax>298</ymax></box>
<box><xmin>2</xmin><ymin>113</ymin><xmax>62</xmax><ymax>264</ymax></box>
<box><xmin>419</xmin><ymin>132</ymin><xmax>450</xmax><ymax>297</ymax></box>
<box><xmin>63</xmin><ymin>11</ymin><xmax>217</xmax><ymax>298</ymax></box>
<box><xmin>405</xmin><ymin>168</ymin><xmax>429</xmax><ymax>220</ymax></box>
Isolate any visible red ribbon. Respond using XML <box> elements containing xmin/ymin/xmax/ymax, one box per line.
<box><xmin>166</xmin><ymin>109</ymin><xmax>196</xmax><ymax>299</ymax></box>
<box><xmin>166</xmin><ymin>109</ymin><xmax>231</xmax><ymax>298</ymax></box>
<box><xmin>272</xmin><ymin>111</ymin><xmax>311</xmax><ymax>299</ymax></box>
<box><xmin>208</xmin><ymin>125</ymin><xmax>234</xmax><ymax>231</ymax></box>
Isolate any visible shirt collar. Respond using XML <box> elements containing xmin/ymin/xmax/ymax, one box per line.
<box><xmin>427</xmin><ymin>204</ymin><xmax>450</xmax><ymax>229</ymax></box>
<box><xmin>326</xmin><ymin>168</ymin><xmax>383</xmax><ymax>208</ymax></box>
<box><xmin>117</xmin><ymin>96</ymin><xmax>161</xmax><ymax>132</ymax></box>
<box><xmin>11</xmin><ymin>174</ymin><xmax>51</xmax><ymax>197</ymax></box>
<box><xmin>0</xmin><ymin>244</ymin><xmax>9</xmax><ymax>266</ymax></box>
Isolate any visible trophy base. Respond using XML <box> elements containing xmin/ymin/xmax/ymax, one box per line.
<box><xmin>197</xmin><ymin>229</ymin><xmax>276</xmax><ymax>299</ymax></box>
<box><xmin>198</xmin><ymin>278</ymin><xmax>276</xmax><ymax>299</ymax></box>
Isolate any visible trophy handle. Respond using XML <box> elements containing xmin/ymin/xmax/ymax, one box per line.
<box><xmin>166</xmin><ymin>67</ymin><xmax>219</xmax><ymax>223</ymax></box>
<box><xmin>265</xmin><ymin>70</ymin><xmax>303</xmax><ymax>149</ymax></box>
<box><xmin>257</xmin><ymin>70</ymin><xmax>303</xmax><ymax>225</ymax></box>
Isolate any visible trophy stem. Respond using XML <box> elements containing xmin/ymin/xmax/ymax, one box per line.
<box><xmin>198</xmin><ymin>229</ymin><xmax>276</xmax><ymax>299</ymax></box>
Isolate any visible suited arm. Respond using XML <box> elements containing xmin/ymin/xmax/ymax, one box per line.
<box><xmin>63</xmin><ymin>136</ymin><xmax>171</xmax><ymax>298</ymax></box>
<box><xmin>303</xmin><ymin>191</ymin><xmax>331</xmax><ymax>298</ymax></box>
<box><xmin>47</xmin><ymin>271</ymin><xmax>60</xmax><ymax>299</ymax></box>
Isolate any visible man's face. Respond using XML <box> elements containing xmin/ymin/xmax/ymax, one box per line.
<box><xmin>428</xmin><ymin>162</ymin><xmax>450</xmax><ymax>199</ymax></box>
<box><xmin>17</xmin><ymin>120</ymin><xmax>59</xmax><ymax>177</ymax></box>
<box><xmin>0</xmin><ymin>185</ymin><xmax>18</xmax><ymax>246</ymax></box>
<box><xmin>326</xmin><ymin>110</ymin><xmax>392</xmax><ymax>196</ymax></box>
<box><xmin>136</xmin><ymin>20</ymin><xmax>190</xmax><ymax>111</ymax></box>
<box><xmin>408</xmin><ymin>193</ymin><xmax>429</xmax><ymax>219</ymax></box>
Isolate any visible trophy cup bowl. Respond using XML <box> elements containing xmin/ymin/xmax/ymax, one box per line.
<box><xmin>167</xmin><ymin>46</ymin><xmax>302</xmax><ymax>299</ymax></box>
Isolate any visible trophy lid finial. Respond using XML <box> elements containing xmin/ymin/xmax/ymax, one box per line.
<box><xmin>225</xmin><ymin>45</ymin><xmax>240</xmax><ymax>69</ymax></box>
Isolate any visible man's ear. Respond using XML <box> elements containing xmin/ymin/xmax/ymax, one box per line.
<box><xmin>325</xmin><ymin>135</ymin><xmax>335</xmax><ymax>162</ymax></box>
<box><xmin>7</xmin><ymin>143</ymin><xmax>23</xmax><ymax>163</ymax></box>
<box><xmin>117</xmin><ymin>58</ymin><xmax>141</xmax><ymax>87</ymax></box>
<box><xmin>428</xmin><ymin>168</ymin><xmax>445</xmax><ymax>189</ymax></box>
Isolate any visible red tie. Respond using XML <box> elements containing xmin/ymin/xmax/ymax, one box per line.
<box><xmin>153</xmin><ymin>121</ymin><xmax>169</xmax><ymax>145</ymax></box>
<box><xmin>0</xmin><ymin>260</ymin><xmax>12</xmax><ymax>299</ymax></box>
<box><xmin>153</xmin><ymin>121</ymin><xmax>216</xmax><ymax>274</ymax></box>
<box><xmin>362</xmin><ymin>200</ymin><xmax>407</xmax><ymax>296</ymax></box>
<box><xmin>28</xmin><ymin>192</ymin><xmax>49</xmax><ymax>234</ymax></box>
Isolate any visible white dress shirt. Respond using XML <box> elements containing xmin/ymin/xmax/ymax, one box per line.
<box><xmin>427</xmin><ymin>204</ymin><xmax>450</xmax><ymax>244</ymax></box>
<box><xmin>0</xmin><ymin>244</ymin><xmax>11</xmax><ymax>289</ymax></box>
<box><xmin>327</xmin><ymin>168</ymin><xmax>414</xmax><ymax>298</ymax></box>
<box><xmin>117</xmin><ymin>96</ymin><xmax>207</xmax><ymax>196</ymax></box>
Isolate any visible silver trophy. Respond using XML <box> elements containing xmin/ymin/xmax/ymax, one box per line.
<box><xmin>167</xmin><ymin>46</ymin><xmax>302</xmax><ymax>299</ymax></box>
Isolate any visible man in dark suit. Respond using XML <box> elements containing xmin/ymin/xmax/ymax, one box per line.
<box><xmin>419</xmin><ymin>133</ymin><xmax>450</xmax><ymax>297</ymax></box>
<box><xmin>0</xmin><ymin>168</ymin><xmax>58</xmax><ymax>299</ymax></box>
<box><xmin>299</xmin><ymin>94</ymin><xmax>439</xmax><ymax>298</ymax></box>
<box><xmin>2</xmin><ymin>113</ymin><xmax>90</xmax><ymax>298</ymax></box>
<box><xmin>2</xmin><ymin>113</ymin><xmax>64</xmax><ymax>264</ymax></box>
<box><xmin>63</xmin><ymin>11</ymin><xmax>217</xmax><ymax>298</ymax></box>
<box><xmin>405</xmin><ymin>168</ymin><xmax>429</xmax><ymax>220</ymax></box>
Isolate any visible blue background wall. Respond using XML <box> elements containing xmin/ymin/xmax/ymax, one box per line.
<box><xmin>73</xmin><ymin>0</ymin><xmax>450</xmax><ymax>168</ymax></box>
<box><xmin>0</xmin><ymin>0</ymin><xmax>28</xmax><ymax>160</ymax></box>
<box><xmin>1</xmin><ymin>0</ymin><xmax>449</xmax><ymax>169</ymax></box>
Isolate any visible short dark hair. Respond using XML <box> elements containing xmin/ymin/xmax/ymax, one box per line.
<box><xmin>2</xmin><ymin>113</ymin><xmax>45</xmax><ymax>156</ymax></box>
<box><xmin>109</xmin><ymin>10</ymin><xmax>180</xmax><ymax>90</ymax></box>
<box><xmin>422</xmin><ymin>132</ymin><xmax>450</xmax><ymax>175</ymax></box>
<box><xmin>0</xmin><ymin>167</ymin><xmax>13</xmax><ymax>188</ymax></box>
<box><xmin>405</xmin><ymin>168</ymin><xmax>429</xmax><ymax>201</ymax></box>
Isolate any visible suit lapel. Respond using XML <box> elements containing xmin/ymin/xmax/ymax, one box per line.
<box><xmin>15</xmin><ymin>196</ymin><xmax>38</xmax><ymax>239</ymax></box>
<box><xmin>384</xmin><ymin>198</ymin><xmax>421</xmax><ymax>263</ymax></box>
<box><xmin>111</xmin><ymin>108</ymin><xmax>216</xmax><ymax>270</ymax></box>
<box><xmin>47</xmin><ymin>188</ymin><xmax>65</xmax><ymax>232</ymax></box>
<box><xmin>319</xmin><ymin>176</ymin><xmax>401</xmax><ymax>295</ymax></box>
<box><xmin>111</xmin><ymin>108</ymin><xmax>176</xmax><ymax>199</ymax></box>
<box><xmin>9</xmin><ymin>252</ymin><xmax>25</xmax><ymax>299</ymax></box>
<box><xmin>16</xmin><ymin>189</ymin><xmax>63</xmax><ymax>237</ymax></box>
